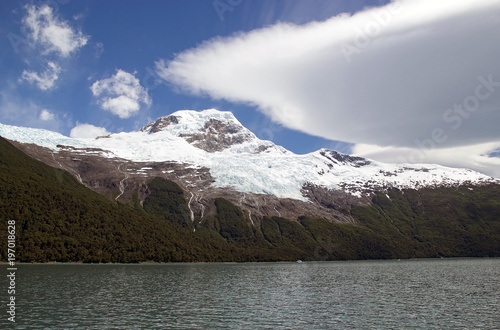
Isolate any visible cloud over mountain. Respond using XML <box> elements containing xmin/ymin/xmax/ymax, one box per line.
<box><xmin>91</xmin><ymin>70</ymin><xmax>151</xmax><ymax>119</ymax></box>
<box><xmin>70</xmin><ymin>123</ymin><xmax>110</xmax><ymax>138</ymax></box>
<box><xmin>156</xmin><ymin>0</ymin><xmax>500</xmax><ymax>174</ymax></box>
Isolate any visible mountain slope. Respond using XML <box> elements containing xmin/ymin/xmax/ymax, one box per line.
<box><xmin>1</xmin><ymin>135</ymin><xmax>499</xmax><ymax>262</ymax></box>
<box><xmin>1</xmin><ymin>109</ymin><xmax>497</xmax><ymax>204</ymax></box>
<box><xmin>1</xmin><ymin>109</ymin><xmax>498</xmax><ymax>226</ymax></box>
<box><xmin>0</xmin><ymin>136</ymin><xmax>238</xmax><ymax>262</ymax></box>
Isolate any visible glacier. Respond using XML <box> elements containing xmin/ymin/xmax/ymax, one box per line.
<box><xmin>0</xmin><ymin>109</ymin><xmax>497</xmax><ymax>202</ymax></box>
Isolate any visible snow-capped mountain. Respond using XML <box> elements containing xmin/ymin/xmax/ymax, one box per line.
<box><xmin>140</xmin><ymin>110</ymin><xmax>280</xmax><ymax>154</ymax></box>
<box><xmin>0</xmin><ymin>109</ymin><xmax>498</xmax><ymax>222</ymax></box>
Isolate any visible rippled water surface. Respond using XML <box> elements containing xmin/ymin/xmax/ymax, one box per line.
<box><xmin>6</xmin><ymin>259</ymin><xmax>500</xmax><ymax>328</ymax></box>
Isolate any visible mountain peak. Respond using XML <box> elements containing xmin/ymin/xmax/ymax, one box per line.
<box><xmin>1</xmin><ymin>110</ymin><xmax>498</xmax><ymax>203</ymax></box>
<box><xmin>141</xmin><ymin>109</ymin><xmax>258</xmax><ymax>152</ymax></box>
<box><xmin>141</xmin><ymin>109</ymin><xmax>239</xmax><ymax>133</ymax></box>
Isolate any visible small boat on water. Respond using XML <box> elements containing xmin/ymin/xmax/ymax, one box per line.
<box><xmin>296</xmin><ymin>260</ymin><xmax>303</xmax><ymax>263</ymax></box>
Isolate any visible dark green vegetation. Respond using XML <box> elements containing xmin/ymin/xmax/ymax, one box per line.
<box><xmin>143</xmin><ymin>177</ymin><xmax>193</xmax><ymax>229</ymax></box>
<box><xmin>0</xmin><ymin>137</ymin><xmax>236</xmax><ymax>262</ymax></box>
<box><xmin>1</xmin><ymin>136</ymin><xmax>499</xmax><ymax>262</ymax></box>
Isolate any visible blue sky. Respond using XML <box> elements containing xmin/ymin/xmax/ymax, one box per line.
<box><xmin>1</xmin><ymin>0</ymin><xmax>499</xmax><ymax>177</ymax></box>
<box><xmin>1</xmin><ymin>0</ymin><xmax>375</xmax><ymax>154</ymax></box>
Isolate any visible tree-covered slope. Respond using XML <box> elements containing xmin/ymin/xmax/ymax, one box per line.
<box><xmin>0</xmin><ymin>137</ymin><xmax>237</xmax><ymax>262</ymax></box>
<box><xmin>352</xmin><ymin>187</ymin><xmax>500</xmax><ymax>258</ymax></box>
<box><xmin>1</xmin><ymin>136</ymin><xmax>499</xmax><ymax>262</ymax></box>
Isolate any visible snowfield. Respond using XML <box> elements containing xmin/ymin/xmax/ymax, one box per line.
<box><xmin>1</xmin><ymin>109</ymin><xmax>497</xmax><ymax>201</ymax></box>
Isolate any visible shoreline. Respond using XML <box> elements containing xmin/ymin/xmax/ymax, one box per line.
<box><xmin>1</xmin><ymin>256</ymin><xmax>498</xmax><ymax>266</ymax></box>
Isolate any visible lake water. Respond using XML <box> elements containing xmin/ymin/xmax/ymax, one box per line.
<box><xmin>4</xmin><ymin>259</ymin><xmax>499</xmax><ymax>329</ymax></box>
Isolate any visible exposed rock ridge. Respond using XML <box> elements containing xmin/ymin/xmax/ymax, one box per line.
<box><xmin>320</xmin><ymin>149</ymin><xmax>371</xmax><ymax>167</ymax></box>
<box><xmin>141</xmin><ymin>112</ymin><xmax>258</xmax><ymax>152</ymax></box>
<box><xmin>141</xmin><ymin>115</ymin><xmax>179</xmax><ymax>133</ymax></box>
<box><xmin>181</xmin><ymin>118</ymin><xmax>255</xmax><ymax>152</ymax></box>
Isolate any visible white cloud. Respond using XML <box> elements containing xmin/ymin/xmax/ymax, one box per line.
<box><xmin>91</xmin><ymin>70</ymin><xmax>151</xmax><ymax>119</ymax></box>
<box><xmin>23</xmin><ymin>4</ymin><xmax>88</xmax><ymax>58</ymax></box>
<box><xmin>70</xmin><ymin>123</ymin><xmax>110</xmax><ymax>138</ymax></box>
<box><xmin>352</xmin><ymin>142</ymin><xmax>500</xmax><ymax>179</ymax></box>
<box><xmin>156</xmin><ymin>0</ymin><xmax>500</xmax><ymax>153</ymax></box>
<box><xmin>20</xmin><ymin>61</ymin><xmax>61</xmax><ymax>91</ymax></box>
<box><xmin>39</xmin><ymin>109</ymin><xmax>55</xmax><ymax>121</ymax></box>
<box><xmin>18</xmin><ymin>5</ymin><xmax>89</xmax><ymax>91</ymax></box>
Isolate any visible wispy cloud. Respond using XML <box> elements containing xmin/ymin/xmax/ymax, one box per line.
<box><xmin>70</xmin><ymin>123</ymin><xmax>109</xmax><ymax>138</ymax></box>
<box><xmin>23</xmin><ymin>4</ymin><xmax>88</xmax><ymax>58</ymax></box>
<box><xmin>91</xmin><ymin>70</ymin><xmax>151</xmax><ymax>119</ymax></box>
<box><xmin>20</xmin><ymin>61</ymin><xmax>61</xmax><ymax>91</ymax></box>
<box><xmin>17</xmin><ymin>4</ymin><xmax>89</xmax><ymax>92</ymax></box>
<box><xmin>156</xmin><ymin>0</ymin><xmax>500</xmax><ymax>176</ymax></box>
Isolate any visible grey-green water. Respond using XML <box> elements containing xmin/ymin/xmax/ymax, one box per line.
<box><xmin>3</xmin><ymin>259</ymin><xmax>499</xmax><ymax>329</ymax></box>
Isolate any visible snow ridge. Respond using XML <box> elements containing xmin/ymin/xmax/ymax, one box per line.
<box><xmin>1</xmin><ymin>109</ymin><xmax>498</xmax><ymax>201</ymax></box>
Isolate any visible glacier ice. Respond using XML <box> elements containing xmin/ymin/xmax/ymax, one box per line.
<box><xmin>0</xmin><ymin>109</ymin><xmax>498</xmax><ymax>201</ymax></box>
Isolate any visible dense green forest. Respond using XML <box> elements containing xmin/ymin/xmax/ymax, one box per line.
<box><xmin>1</xmin><ymin>136</ymin><xmax>499</xmax><ymax>262</ymax></box>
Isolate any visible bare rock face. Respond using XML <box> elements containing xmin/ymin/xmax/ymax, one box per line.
<box><xmin>141</xmin><ymin>115</ymin><xmax>179</xmax><ymax>133</ymax></box>
<box><xmin>301</xmin><ymin>183</ymin><xmax>371</xmax><ymax>221</ymax></box>
<box><xmin>141</xmin><ymin>114</ymin><xmax>257</xmax><ymax>152</ymax></box>
<box><xmin>181</xmin><ymin>119</ymin><xmax>255</xmax><ymax>152</ymax></box>
<box><xmin>320</xmin><ymin>150</ymin><xmax>371</xmax><ymax>167</ymax></box>
<box><xmin>10</xmin><ymin>140</ymin><xmax>214</xmax><ymax>204</ymax></box>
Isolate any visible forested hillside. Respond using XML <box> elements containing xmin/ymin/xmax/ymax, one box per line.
<box><xmin>1</xmin><ymin>136</ymin><xmax>499</xmax><ymax>262</ymax></box>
